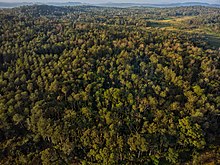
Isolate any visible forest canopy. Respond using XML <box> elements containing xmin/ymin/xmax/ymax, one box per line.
<box><xmin>0</xmin><ymin>5</ymin><xmax>219</xmax><ymax>164</ymax></box>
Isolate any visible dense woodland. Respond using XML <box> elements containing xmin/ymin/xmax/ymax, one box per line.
<box><xmin>0</xmin><ymin>5</ymin><xmax>220</xmax><ymax>164</ymax></box>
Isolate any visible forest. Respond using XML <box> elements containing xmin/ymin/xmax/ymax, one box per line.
<box><xmin>0</xmin><ymin>5</ymin><xmax>219</xmax><ymax>164</ymax></box>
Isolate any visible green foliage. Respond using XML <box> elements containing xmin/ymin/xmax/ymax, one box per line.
<box><xmin>0</xmin><ymin>5</ymin><xmax>219</xmax><ymax>165</ymax></box>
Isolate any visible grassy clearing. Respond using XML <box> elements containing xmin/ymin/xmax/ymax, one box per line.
<box><xmin>148</xmin><ymin>16</ymin><xmax>220</xmax><ymax>49</ymax></box>
<box><xmin>204</xmin><ymin>34</ymin><xmax>220</xmax><ymax>48</ymax></box>
<box><xmin>149</xmin><ymin>16</ymin><xmax>194</xmax><ymax>25</ymax></box>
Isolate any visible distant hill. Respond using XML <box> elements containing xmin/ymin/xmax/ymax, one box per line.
<box><xmin>0</xmin><ymin>1</ymin><xmax>219</xmax><ymax>8</ymax></box>
<box><xmin>96</xmin><ymin>2</ymin><xmax>220</xmax><ymax>8</ymax></box>
<box><xmin>47</xmin><ymin>2</ymin><xmax>84</xmax><ymax>7</ymax></box>
<box><xmin>0</xmin><ymin>2</ymin><xmax>83</xmax><ymax>8</ymax></box>
<box><xmin>0</xmin><ymin>2</ymin><xmax>33</xmax><ymax>8</ymax></box>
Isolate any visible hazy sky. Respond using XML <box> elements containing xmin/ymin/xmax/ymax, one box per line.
<box><xmin>1</xmin><ymin>0</ymin><xmax>220</xmax><ymax>4</ymax></box>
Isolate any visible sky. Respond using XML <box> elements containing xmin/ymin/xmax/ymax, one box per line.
<box><xmin>0</xmin><ymin>0</ymin><xmax>219</xmax><ymax>4</ymax></box>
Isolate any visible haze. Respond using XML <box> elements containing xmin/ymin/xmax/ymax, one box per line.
<box><xmin>1</xmin><ymin>0</ymin><xmax>219</xmax><ymax>4</ymax></box>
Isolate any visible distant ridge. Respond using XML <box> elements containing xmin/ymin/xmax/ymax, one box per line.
<box><xmin>0</xmin><ymin>2</ymin><xmax>33</xmax><ymax>8</ymax></box>
<box><xmin>0</xmin><ymin>2</ymin><xmax>83</xmax><ymax>8</ymax></box>
<box><xmin>0</xmin><ymin>1</ymin><xmax>220</xmax><ymax>8</ymax></box>
<box><xmin>95</xmin><ymin>2</ymin><xmax>220</xmax><ymax>8</ymax></box>
<box><xmin>47</xmin><ymin>2</ymin><xmax>84</xmax><ymax>6</ymax></box>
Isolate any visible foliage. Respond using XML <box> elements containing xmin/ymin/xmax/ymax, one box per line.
<box><xmin>0</xmin><ymin>5</ymin><xmax>219</xmax><ymax>164</ymax></box>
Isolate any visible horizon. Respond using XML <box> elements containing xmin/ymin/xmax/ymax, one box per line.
<box><xmin>0</xmin><ymin>0</ymin><xmax>220</xmax><ymax>5</ymax></box>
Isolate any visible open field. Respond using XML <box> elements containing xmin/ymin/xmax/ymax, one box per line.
<box><xmin>148</xmin><ymin>16</ymin><xmax>220</xmax><ymax>49</ymax></box>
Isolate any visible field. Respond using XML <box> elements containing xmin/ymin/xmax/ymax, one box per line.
<box><xmin>148</xmin><ymin>16</ymin><xmax>220</xmax><ymax>49</ymax></box>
